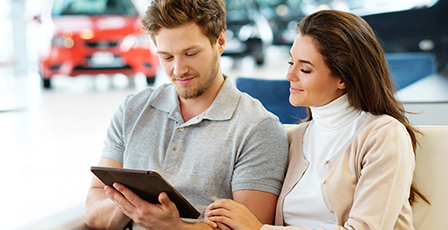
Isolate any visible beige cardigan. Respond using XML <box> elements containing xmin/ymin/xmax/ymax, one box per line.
<box><xmin>262</xmin><ymin>114</ymin><xmax>415</xmax><ymax>230</ymax></box>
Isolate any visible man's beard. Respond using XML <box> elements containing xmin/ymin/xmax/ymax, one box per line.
<box><xmin>175</xmin><ymin>56</ymin><xmax>220</xmax><ymax>100</ymax></box>
<box><xmin>175</xmin><ymin>70</ymin><xmax>217</xmax><ymax>100</ymax></box>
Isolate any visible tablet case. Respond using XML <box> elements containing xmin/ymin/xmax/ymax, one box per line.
<box><xmin>90</xmin><ymin>166</ymin><xmax>201</xmax><ymax>219</ymax></box>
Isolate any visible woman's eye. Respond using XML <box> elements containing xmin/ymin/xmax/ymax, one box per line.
<box><xmin>301</xmin><ymin>69</ymin><xmax>311</xmax><ymax>74</ymax></box>
<box><xmin>287</xmin><ymin>61</ymin><xmax>293</xmax><ymax>65</ymax></box>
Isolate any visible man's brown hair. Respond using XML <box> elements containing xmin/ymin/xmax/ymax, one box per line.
<box><xmin>140</xmin><ymin>0</ymin><xmax>226</xmax><ymax>46</ymax></box>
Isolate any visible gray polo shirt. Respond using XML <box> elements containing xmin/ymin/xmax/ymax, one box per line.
<box><xmin>102</xmin><ymin>79</ymin><xmax>288</xmax><ymax>218</ymax></box>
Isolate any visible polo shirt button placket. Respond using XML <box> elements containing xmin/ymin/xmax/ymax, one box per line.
<box><xmin>179</xmin><ymin>127</ymin><xmax>184</xmax><ymax>131</ymax></box>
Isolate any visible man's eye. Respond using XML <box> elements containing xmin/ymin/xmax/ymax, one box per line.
<box><xmin>186</xmin><ymin>53</ymin><xmax>198</xmax><ymax>57</ymax></box>
<box><xmin>287</xmin><ymin>61</ymin><xmax>293</xmax><ymax>65</ymax></box>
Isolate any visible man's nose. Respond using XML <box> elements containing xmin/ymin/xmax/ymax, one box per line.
<box><xmin>173</xmin><ymin>58</ymin><xmax>188</xmax><ymax>77</ymax></box>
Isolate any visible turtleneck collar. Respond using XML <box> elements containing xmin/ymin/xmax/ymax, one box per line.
<box><xmin>309</xmin><ymin>94</ymin><xmax>361</xmax><ymax>131</ymax></box>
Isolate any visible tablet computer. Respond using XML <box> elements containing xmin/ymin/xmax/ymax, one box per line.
<box><xmin>90</xmin><ymin>166</ymin><xmax>201</xmax><ymax>219</ymax></box>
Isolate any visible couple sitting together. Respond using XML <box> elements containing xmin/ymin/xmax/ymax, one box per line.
<box><xmin>85</xmin><ymin>0</ymin><xmax>428</xmax><ymax>229</ymax></box>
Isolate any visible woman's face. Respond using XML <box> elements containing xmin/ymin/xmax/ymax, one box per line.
<box><xmin>286</xmin><ymin>34</ymin><xmax>346</xmax><ymax>107</ymax></box>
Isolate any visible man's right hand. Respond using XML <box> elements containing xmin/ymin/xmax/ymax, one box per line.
<box><xmin>85</xmin><ymin>158</ymin><xmax>215</xmax><ymax>230</ymax></box>
<box><xmin>105</xmin><ymin>183</ymin><xmax>185</xmax><ymax>229</ymax></box>
<box><xmin>85</xmin><ymin>158</ymin><xmax>131</xmax><ymax>229</ymax></box>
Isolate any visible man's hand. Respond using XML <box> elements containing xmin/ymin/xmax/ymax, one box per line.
<box><xmin>105</xmin><ymin>182</ymin><xmax>184</xmax><ymax>230</ymax></box>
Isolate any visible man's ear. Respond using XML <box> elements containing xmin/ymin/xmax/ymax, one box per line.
<box><xmin>217</xmin><ymin>30</ymin><xmax>226</xmax><ymax>54</ymax></box>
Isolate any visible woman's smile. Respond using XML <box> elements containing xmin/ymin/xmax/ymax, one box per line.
<box><xmin>290</xmin><ymin>85</ymin><xmax>304</xmax><ymax>94</ymax></box>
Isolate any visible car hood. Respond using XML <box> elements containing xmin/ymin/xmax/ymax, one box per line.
<box><xmin>51</xmin><ymin>15</ymin><xmax>139</xmax><ymax>36</ymax></box>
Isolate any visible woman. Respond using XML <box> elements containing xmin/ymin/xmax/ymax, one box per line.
<box><xmin>204</xmin><ymin>10</ymin><xmax>428</xmax><ymax>230</ymax></box>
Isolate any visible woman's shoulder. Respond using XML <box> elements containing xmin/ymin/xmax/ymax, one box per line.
<box><xmin>285</xmin><ymin>121</ymin><xmax>311</xmax><ymax>143</ymax></box>
<box><xmin>364</xmin><ymin>114</ymin><xmax>406</xmax><ymax>131</ymax></box>
<box><xmin>356</xmin><ymin>114</ymin><xmax>409</xmax><ymax>143</ymax></box>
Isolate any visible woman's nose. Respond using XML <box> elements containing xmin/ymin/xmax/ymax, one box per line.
<box><xmin>285</xmin><ymin>68</ymin><xmax>298</xmax><ymax>82</ymax></box>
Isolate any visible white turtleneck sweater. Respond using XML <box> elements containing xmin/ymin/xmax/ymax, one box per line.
<box><xmin>283</xmin><ymin>94</ymin><xmax>367</xmax><ymax>229</ymax></box>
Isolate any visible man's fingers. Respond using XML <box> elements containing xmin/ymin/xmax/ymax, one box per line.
<box><xmin>104</xmin><ymin>185</ymin><xmax>113</xmax><ymax>197</ymax></box>
<box><xmin>113</xmin><ymin>183</ymin><xmax>144</xmax><ymax>206</ymax></box>
<box><xmin>158</xmin><ymin>192</ymin><xmax>170</xmax><ymax>205</ymax></box>
<box><xmin>104</xmin><ymin>184</ymin><xmax>136</xmax><ymax>218</ymax></box>
<box><xmin>158</xmin><ymin>192</ymin><xmax>180</xmax><ymax>215</ymax></box>
<box><xmin>105</xmin><ymin>184</ymin><xmax>127</xmax><ymax>203</ymax></box>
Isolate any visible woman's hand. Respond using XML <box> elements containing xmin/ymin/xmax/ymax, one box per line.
<box><xmin>205</xmin><ymin>199</ymin><xmax>263</xmax><ymax>230</ymax></box>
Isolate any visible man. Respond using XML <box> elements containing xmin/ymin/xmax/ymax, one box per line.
<box><xmin>85</xmin><ymin>0</ymin><xmax>288</xmax><ymax>229</ymax></box>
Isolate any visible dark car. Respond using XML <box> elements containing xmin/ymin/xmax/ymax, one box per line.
<box><xmin>224</xmin><ymin>0</ymin><xmax>273</xmax><ymax>66</ymax></box>
<box><xmin>362</xmin><ymin>0</ymin><xmax>448</xmax><ymax>70</ymax></box>
<box><xmin>36</xmin><ymin>0</ymin><xmax>159</xmax><ymax>88</ymax></box>
<box><xmin>255</xmin><ymin>0</ymin><xmax>306</xmax><ymax>45</ymax></box>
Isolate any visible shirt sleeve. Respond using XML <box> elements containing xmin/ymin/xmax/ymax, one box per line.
<box><xmin>231</xmin><ymin>116</ymin><xmax>289</xmax><ymax>196</ymax></box>
<box><xmin>101</xmin><ymin>94</ymin><xmax>134</xmax><ymax>163</ymax></box>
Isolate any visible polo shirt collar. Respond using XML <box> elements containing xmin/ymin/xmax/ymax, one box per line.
<box><xmin>203</xmin><ymin>78</ymin><xmax>240</xmax><ymax>121</ymax></box>
<box><xmin>151</xmin><ymin>78</ymin><xmax>240</xmax><ymax>123</ymax></box>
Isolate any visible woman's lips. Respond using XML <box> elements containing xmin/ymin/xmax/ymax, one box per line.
<box><xmin>290</xmin><ymin>86</ymin><xmax>304</xmax><ymax>93</ymax></box>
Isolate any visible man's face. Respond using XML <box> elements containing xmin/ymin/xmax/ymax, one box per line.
<box><xmin>155</xmin><ymin>22</ymin><xmax>224</xmax><ymax>100</ymax></box>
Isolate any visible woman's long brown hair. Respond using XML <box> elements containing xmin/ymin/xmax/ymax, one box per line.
<box><xmin>298</xmin><ymin>10</ymin><xmax>429</xmax><ymax>205</ymax></box>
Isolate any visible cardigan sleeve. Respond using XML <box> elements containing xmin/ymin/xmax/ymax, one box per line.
<box><xmin>338</xmin><ymin>118</ymin><xmax>415</xmax><ymax>229</ymax></box>
<box><xmin>261</xmin><ymin>224</ymin><xmax>342</xmax><ymax>230</ymax></box>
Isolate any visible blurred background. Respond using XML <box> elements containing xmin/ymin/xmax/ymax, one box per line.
<box><xmin>1</xmin><ymin>0</ymin><xmax>447</xmax><ymax>229</ymax></box>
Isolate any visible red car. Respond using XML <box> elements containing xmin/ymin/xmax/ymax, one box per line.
<box><xmin>37</xmin><ymin>0</ymin><xmax>159</xmax><ymax>88</ymax></box>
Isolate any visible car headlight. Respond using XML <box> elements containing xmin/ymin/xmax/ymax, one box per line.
<box><xmin>51</xmin><ymin>36</ymin><xmax>65</xmax><ymax>46</ymax></box>
<box><xmin>120</xmin><ymin>34</ymin><xmax>152</xmax><ymax>52</ymax></box>
<box><xmin>51</xmin><ymin>36</ymin><xmax>74</xmax><ymax>48</ymax></box>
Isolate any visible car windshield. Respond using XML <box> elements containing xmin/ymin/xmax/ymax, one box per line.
<box><xmin>51</xmin><ymin>0</ymin><xmax>138</xmax><ymax>16</ymax></box>
<box><xmin>255</xmin><ymin>0</ymin><xmax>439</xmax><ymax>16</ymax></box>
<box><xmin>254</xmin><ymin>0</ymin><xmax>302</xmax><ymax>8</ymax></box>
<box><xmin>225</xmin><ymin>0</ymin><xmax>251</xmax><ymax>22</ymax></box>
<box><xmin>226</xmin><ymin>0</ymin><xmax>247</xmax><ymax>11</ymax></box>
<box><xmin>255</xmin><ymin>0</ymin><xmax>305</xmax><ymax>17</ymax></box>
